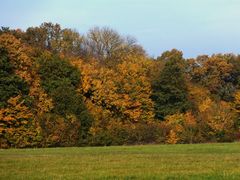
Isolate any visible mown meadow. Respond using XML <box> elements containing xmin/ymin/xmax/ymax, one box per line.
<box><xmin>1</xmin><ymin>143</ymin><xmax>240</xmax><ymax>179</ymax></box>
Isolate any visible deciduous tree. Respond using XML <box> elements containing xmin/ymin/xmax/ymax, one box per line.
<box><xmin>152</xmin><ymin>49</ymin><xmax>190</xmax><ymax>119</ymax></box>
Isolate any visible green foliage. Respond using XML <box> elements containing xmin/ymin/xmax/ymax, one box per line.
<box><xmin>38</xmin><ymin>54</ymin><xmax>92</xmax><ymax>143</ymax></box>
<box><xmin>38</xmin><ymin>55</ymin><xmax>80</xmax><ymax>93</ymax></box>
<box><xmin>151</xmin><ymin>49</ymin><xmax>190</xmax><ymax>119</ymax></box>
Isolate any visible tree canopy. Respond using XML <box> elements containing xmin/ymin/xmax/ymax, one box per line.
<box><xmin>0</xmin><ymin>23</ymin><xmax>240</xmax><ymax>148</ymax></box>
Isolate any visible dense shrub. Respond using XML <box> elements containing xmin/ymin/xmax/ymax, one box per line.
<box><xmin>88</xmin><ymin>121</ymin><xmax>167</xmax><ymax>146</ymax></box>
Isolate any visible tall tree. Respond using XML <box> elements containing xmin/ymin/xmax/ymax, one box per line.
<box><xmin>25</xmin><ymin>22</ymin><xmax>61</xmax><ymax>52</ymax></box>
<box><xmin>151</xmin><ymin>49</ymin><xmax>190</xmax><ymax>119</ymax></box>
<box><xmin>84</xmin><ymin>27</ymin><xmax>145</xmax><ymax>65</ymax></box>
<box><xmin>189</xmin><ymin>54</ymin><xmax>234</xmax><ymax>101</ymax></box>
<box><xmin>38</xmin><ymin>54</ymin><xmax>92</xmax><ymax>141</ymax></box>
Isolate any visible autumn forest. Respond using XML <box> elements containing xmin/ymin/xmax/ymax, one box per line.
<box><xmin>1</xmin><ymin>22</ymin><xmax>240</xmax><ymax>148</ymax></box>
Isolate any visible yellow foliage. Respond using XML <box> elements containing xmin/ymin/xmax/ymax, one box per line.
<box><xmin>206</xmin><ymin>101</ymin><xmax>234</xmax><ymax>133</ymax></box>
<box><xmin>0</xmin><ymin>95</ymin><xmax>40</xmax><ymax>148</ymax></box>
<box><xmin>198</xmin><ymin>99</ymin><xmax>235</xmax><ymax>138</ymax></box>
<box><xmin>0</xmin><ymin>34</ymin><xmax>53</xmax><ymax>116</ymax></box>
<box><xmin>0</xmin><ymin>34</ymin><xmax>32</xmax><ymax>82</ymax></box>
<box><xmin>71</xmin><ymin>58</ymin><xmax>154</xmax><ymax>124</ymax></box>
<box><xmin>165</xmin><ymin>113</ymin><xmax>184</xmax><ymax>144</ymax></box>
<box><xmin>199</xmin><ymin>97</ymin><xmax>213</xmax><ymax>113</ymax></box>
<box><xmin>234</xmin><ymin>90</ymin><xmax>240</xmax><ymax>114</ymax></box>
<box><xmin>165</xmin><ymin>112</ymin><xmax>197</xmax><ymax>144</ymax></box>
<box><xmin>187</xmin><ymin>83</ymin><xmax>211</xmax><ymax>110</ymax></box>
<box><xmin>166</xmin><ymin>130</ymin><xmax>179</xmax><ymax>144</ymax></box>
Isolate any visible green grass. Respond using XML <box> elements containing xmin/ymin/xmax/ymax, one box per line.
<box><xmin>0</xmin><ymin>143</ymin><xmax>240</xmax><ymax>179</ymax></box>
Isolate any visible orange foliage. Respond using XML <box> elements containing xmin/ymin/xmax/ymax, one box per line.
<box><xmin>71</xmin><ymin>57</ymin><xmax>154</xmax><ymax>124</ymax></box>
<box><xmin>0</xmin><ymin>96</ymin><xmax>40</xmax><ymax>148</ymax></box>
<box><xmin>0</xmin><ymin>34</ymin><xmax>53</xmax><ymax>115</ymax></box>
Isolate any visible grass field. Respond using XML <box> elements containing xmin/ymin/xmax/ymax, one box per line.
<box><xmin>0</xmin><ymin>143</ymin><xmax>240</xmax><ymax>179</ymax></box>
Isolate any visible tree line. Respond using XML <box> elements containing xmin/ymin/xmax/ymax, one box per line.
<box><xmin>0</xmin><ymin>22</ymin><xmax>240</xmax><ymax>148</ymax></box>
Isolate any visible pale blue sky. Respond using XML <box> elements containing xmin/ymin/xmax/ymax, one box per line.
<box><xmin>1</xmin><ymin>0</ymin><xmax>240</xmax><ymax>58</ymax></box>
